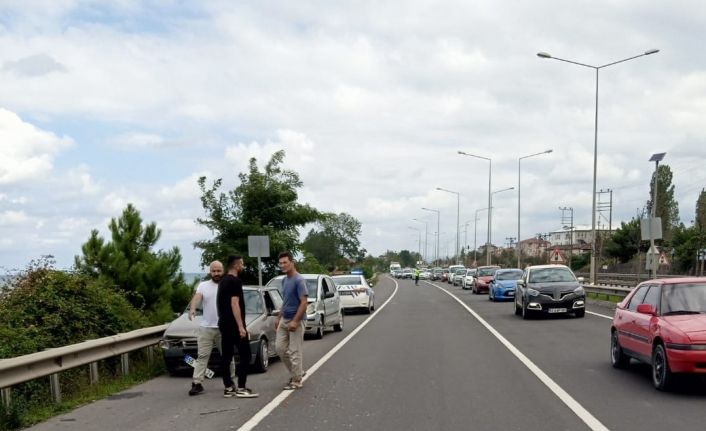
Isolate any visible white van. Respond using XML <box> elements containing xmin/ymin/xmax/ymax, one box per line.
<box><xmin>447</xmin><ymin>264</ymin><xmax>466</xmax><ymax>284</ymax></box>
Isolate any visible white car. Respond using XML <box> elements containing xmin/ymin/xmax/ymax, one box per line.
<box><xmin>447</xmin><ymin>265</ymin><xmax>465</xmax><ymax>284</ymax></box>
<box><xmin>332</xmin><ymin>274</ymin><xmax>375</xmax><ymax>314</ymax></box>
<box><xmin>461</xmin><ymin>269</ymin><xmax>477</xmax><ymax>290</ymax></box>
<box><xmin>419</xmin><ymin>270</ymin><xmax>431</xmax><ymax>280</ymax></box>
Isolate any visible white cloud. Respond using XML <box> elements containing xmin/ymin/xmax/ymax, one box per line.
<box><xmin>0</xmin><ymin>108</ymin><xmax>74</xmax><ymax>184</ymax></box>
<box><xmin>0</xmin><ymin>210</ymin><xmax>31</xmax><ymax>226</ymax></box>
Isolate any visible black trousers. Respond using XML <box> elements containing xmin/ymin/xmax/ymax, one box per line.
<box><xmin>219</xmin><ymin>327</ymin><xmax>251</xmax><ymax>389</ymax></box>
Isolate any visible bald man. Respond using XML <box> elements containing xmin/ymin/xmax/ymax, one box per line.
<box><xmin>187</xmin><ymin>261</ymin><xmax>235</xmax><ymax>396</ymax></box>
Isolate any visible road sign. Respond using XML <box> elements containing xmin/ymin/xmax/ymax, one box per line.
<box><xmin>658</xmin><ymin>252</ymin><xmax>670</xmax><ymax>266</ymax></box>
<box><xmin>549</xmin><ymin>248</ymin><xmax>565</xmax><ymax>264</ymax></box>
<box><xmin>248</xmin><ymin>236</ymin><xmax>270</xmax><ymax>257</ymax></box>
<box><xmin>640</xmin><ymin>217</ymin><xmax>663</xmax><ymax>241</ymax></box>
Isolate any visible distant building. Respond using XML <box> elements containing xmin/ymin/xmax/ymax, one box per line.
<box><xmin>518</xmin><ymin>238</ymin><xmax>551</xmax><ymax>258</ymax></box>
<box><xmin>548</xmin><ymin>225</ymin><xmax>612</xmax><ymax>255</ymax></box>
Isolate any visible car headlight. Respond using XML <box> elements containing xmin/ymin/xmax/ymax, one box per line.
<box><xmin>573</xmin><ymin>286</ymin><xmax>585</xmax><ymax>295</ymax></box>
<box><xmin>527</xmin><ymin>288</ymin><xmax>540</xmax><ymax>297</ymax></box>
<box><xmin>159</xmin><ymin>339</ymin><xmax>171</xmax><ymax>349</ymax></box>
<box><xmin>306</xmin><ymin>303</ymin><xmax>315</xmax><ymax>315</ymax></box>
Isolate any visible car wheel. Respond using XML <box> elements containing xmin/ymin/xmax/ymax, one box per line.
<box><xmin>371</xmin><ymin>300</ymin><xmax>375</xmax><ymax>311</ymax></box>
<box><xmin>652</xmin><ymin>344</ymin><xmax>674</xmax><ymax>391</ymax></box>
<box><xmin>167</xmin><ymin>365</ymin><xmax>180</xmax><ymax>377</ymax></box>
<box><xmin>489</xmin><ymin>289</ymin><xmax>493</xmax><ymax>301</ymax></box>
<box><xmin>314</xmin><ymin>318</ymin><xmax>324</xmax><ymax>339</ymax></box>
<box><xmin>253</xmin><ymin>339</ymin><xmax>269</xmax><ymax>373</ymax></box>
<box><xmin>333</xmin><ymin>311</ymin><xmax>344</xmax><ymax>332</ymax></box>
<box><xmin>514</xmin><ymin>298</ymin><xmax>521</xmax><ymax>316</ymax></box>
<box><xmin>574</xmin><ymin>309</ymin><xmax>585</xmax><ymax>318</ymax></box>
<box><xmin>610</xmin><ymin>331</ymin><xmax>630</xmax><ymax>369</ymax></box>
<box><xmin>522</xmin><ymin>299</ymin><xmax>530</xmax><ymax>320</ymax></box>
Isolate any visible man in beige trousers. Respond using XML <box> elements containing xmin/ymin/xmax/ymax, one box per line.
<box><xmin>275</xmin><ymin>251</ymin><xmax>308</xmax><ymax>390</ymax></box>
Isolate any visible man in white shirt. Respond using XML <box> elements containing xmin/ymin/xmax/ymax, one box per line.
<box><xmin>188</xmin><ymin>261</ymin><xmax>235</xmax><ymax>396</ymax></box>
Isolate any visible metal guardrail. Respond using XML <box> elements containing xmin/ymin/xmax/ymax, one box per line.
<box><xmin>0</xmin><ymin>324</ymin><xmax>168</xmax><ymax>405</ymax></box>
<box><xmin>582</xmin><ymin>283</ymin><xmax>632</xmax><ymax>300</ymax></box>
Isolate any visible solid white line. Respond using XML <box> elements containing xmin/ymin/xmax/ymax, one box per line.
<box><xmin>237</xmin><ymin>277</ymin><xmax>400</xmax><ymax>431</ymax></box>
<box><xmin>427</xmin><ymin>281</ymin><xmax>610</xmax><ymax>431</ymax></box>
<box><xmin>586</xmin><ymin>310</ymin><xmax>613</xmax><ymax>320</ymax></box>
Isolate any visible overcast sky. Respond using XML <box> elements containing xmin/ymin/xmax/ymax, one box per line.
<box><xmin>1</xmin><ymin>0</ymin><xmax>704</xmax><ymax>273</ymax></box>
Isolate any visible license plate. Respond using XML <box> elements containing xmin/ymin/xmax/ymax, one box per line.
<box><xmin>506</xmin><ymin>291</ymin><xmax>514</xmax><ymax>296</ymax></box>
<box><xmin>548</xmin><ymin>308</ymin><xmax>567</xmax><ymax>314</ymax></box>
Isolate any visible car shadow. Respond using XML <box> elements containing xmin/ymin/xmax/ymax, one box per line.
<box><xmin>621</xmin><ymin>361</ymin><xmax>706</xmax><ymax>396</ymax></box>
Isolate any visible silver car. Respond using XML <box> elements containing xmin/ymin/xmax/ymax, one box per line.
<box><xmin>159</xmin><ymin>286</ymin><xmax>283</xmax><ymax>376</ymax></box>
<box><xmin>266</xmin><ymin>274</ymin><xmax>344</xmax><ymax>339</ymax></box>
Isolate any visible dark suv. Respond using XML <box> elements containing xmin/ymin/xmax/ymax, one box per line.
<box><xmin>514</xmin><ymin>264</ymin><xmax>585</xmax><ymax>319</ymax></box>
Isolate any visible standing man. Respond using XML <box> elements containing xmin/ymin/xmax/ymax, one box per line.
<box><xmin>275</xmin><ymin>251</ymin><xmax>308</xmax><ymax>390</ymax></box>
<box><xmin>187</xmin><ymin>261</ymin><xmax>235</xmax><ymax>396</ymax></box>
<box><xmin>217</xmin><ymin>255</ymin><xmax>258</xmax><ymax>398</ymax></box>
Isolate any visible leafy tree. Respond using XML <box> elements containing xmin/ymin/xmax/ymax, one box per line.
<box><xmin>646</xmin><ymin>164</ymin><xmax>680</xmax><ymax>243</ymax></box>
<box><xmin>195</xmin><ymin>150</ymin><xmax>321</xmax><ymax>283</ymax></box>
<box><xmin>696</xmin><ymin>188</ymin><xmax>706</xmax><ymax>230</ymax></box>
<box><xmin>74</xmin><ymin>204</ymin><xmax>192</xmax><ymax>323</ymax></box>
<box><xmin>604</xmin><ymin>219</ymin><xmax>645</xmax><ymax>263</ymax></box>
<box><xmin>296</xmin><ymin>251</ymin><xmax>329</xmax><ymax>275</ymax></box>
<box><xmin>302</xmin><ymin>212</ymin><xmax>363</xmax><ymax>269</ymax></box>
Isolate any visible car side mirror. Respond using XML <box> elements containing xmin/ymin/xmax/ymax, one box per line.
<box><xmin>577</xmin><ymin>277</ymin><xmax>585</xmax><ymax>283</ymax></box>
<box><xmin>324</xmin><ymin>291</ymin><xmax>335</xmax><ymax>299</ymax></box>
<box><xmin>636</xmin><ymin>304</ymin><xmax>656</xmax><ymax>316</ymax></box>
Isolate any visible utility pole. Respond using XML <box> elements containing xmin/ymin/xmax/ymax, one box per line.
<box><xmin>559</xmin><ymin>207</ymin><xmax>574</xmax><ymax>267</ymax></box>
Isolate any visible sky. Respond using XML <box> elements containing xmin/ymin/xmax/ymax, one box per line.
<box><xmin>0</xmin><ymin>0</ymin><xmax>705</xmax><ymax>273</ymax></box>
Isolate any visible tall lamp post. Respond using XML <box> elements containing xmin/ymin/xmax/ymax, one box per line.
<box><xmin>518</xmin><ymin>149</ymin><xmax>553</xmax><ymax>268</ymax></box>
<box><xmin>436</xmin><ymin>187</ymin><xmax>460</xmax><ymax>264</ymax></box>
<box><xmin>458</xmin><ymin>151</ymin><xmax>491</xmax><ymax>264</ymax></box>
<box><xmin>537</xmin><ymin>48</ymin><xmax>659</xmax><ymax>284</ymax></box>
<box><xmin>422</xmin><ymin>207</ymin><xmax>440</xmax><ymax>265</ymax></box>
<box><xmin>490</xmin><ymin>187</ymin><xmax>514</xmax><ymax>265</ymax></box>
<box><xmin>412</xmin><ymin>218</ymin><xmax>428</xmax><ymax>264</ymax></box>
<box><xmin>473</xmin><ymin>207</ymin><xmax>490</xmax><ymax>265</ymax></box>
<box><xmin>408</xmin><ymin>226</ymin><xmax>422</xmax><ymax>263</ymax></box>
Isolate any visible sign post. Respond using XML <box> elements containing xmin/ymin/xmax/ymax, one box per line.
<box><xmin>248</xmin><ymin>236</ymin><xmax>270</xmax><ymax>287</ymax></box>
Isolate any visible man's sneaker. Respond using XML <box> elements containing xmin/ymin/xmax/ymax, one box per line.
<box><xmin>223</xmin><ymin>386</ymin><xmax>236</xmax><ymax>398</ymax></box>
<box><xmin>188</xmin><ymin>383</ymin><xmax>204</xmax><ymax>396</ymax></box>
<box><xmin>235</xmin><ymin>387</ymin><xmax>259</xmax><ymax>398</ymax></box>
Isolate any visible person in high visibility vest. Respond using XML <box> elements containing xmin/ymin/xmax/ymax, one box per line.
<box><xmin>414</xmin><ymin>268</ymin><xmax>421</xmax><ymax>285</ymax></box>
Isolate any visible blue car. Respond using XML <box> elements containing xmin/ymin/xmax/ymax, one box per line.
<box><xmin>489</xmin><ymin>268</ymin><xmax>523</xmax><ymax>301</ymax></box>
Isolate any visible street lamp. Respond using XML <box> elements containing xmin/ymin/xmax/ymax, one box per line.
<box><xmin>412</xmin><ymin>218</ymin><xmax>428</xmax><ymax>263</ymax></box>
<box><xmin>436</xmin><ymin>187</ymin><xmax>460</xmax><ymax>264</ymax></box>
<box><xmin>537</xmin><ymin>48</ymin><xmax>659</xmax><ymax>284</ymax></box>
<box><xmin>518</xmin><ymin>149</ymin><xmax>553</xmax><ymax>268</ymax></box>
<box><xmin>490</xmin><ymin>187</ymin><xmax>514</xmax><ymax>265</ymax></box>
<box><xmin>408</xmin><ymin>226</ymin><xmax>422</xmax><ymax>262</ymax></box>
<box><xmin>473</xmin><ymin>208</ymin><xmax>490</xmax><ymax>265</ymax></box>
<box><xmin>648</xmin><ymin>152</ymin><xmax>666</xmax><ymax>279</ymax></box>
<box><xmin>458</xmin><ymin>151</ymin><xmax>492</xmax><ymax>264</ymax></box>
<box><xmin>422</xmin><ymin>207</ymin><xmax>440</xmax><ymax>265</ymax></box>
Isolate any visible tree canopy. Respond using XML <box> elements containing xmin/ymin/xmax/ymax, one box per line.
<box><xmin>74</xmin><ymin>204</ymin><xmax>192</xmax><ymax>323</ymax></box>
<box><xmin>302</xmin><ymin>212</ymin><xmax>363</xmax><ymax>270</ymax></box>
<box><xmin>195</xmin><ymin>150</ymin><xmax>321</xmax><ymax>282</ymax></box>
<box><xmin>647</xmin><ymin>164</ymin><xmax>679</xmax><ymax>243</ymax></box>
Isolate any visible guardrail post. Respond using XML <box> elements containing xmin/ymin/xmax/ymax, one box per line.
<box><xmin>1</xmin><ymin>387</ymin><xmax>11</xmax><ymax>408</ymax></box>
<box><xmin>120</xmin><ymin>353</ymin><xmax>129</xmax><ymax>376</ymax></box>
<box><xmin>49</xmin><ymin>373</ymin><xmax>61</xmax><ymax>403</ymax></box>
<box><xmin>89</xmin><ymin>362</ymin><xmax>99</xmax><ymax>385</ymax></box>
<box><xmin>146</xmin><ymin>346</ymin><xmax>154</xmax><ymax>366</ymax></box>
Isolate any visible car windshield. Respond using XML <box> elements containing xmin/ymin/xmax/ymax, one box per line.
<box><xmin>244</xmin><ymin>290</ymin><xmax>264</xmax><ymax>314</ymax></box>
<box><xmin>478</xmin><ymin>267</ymin><xmax>499</xmax><ymax>277</ymax></box>
<box><xmin>662</xmin><ymin>283</ymin><xmax>706</xmax><ymax>314</ymax></box>
<box><xmin>333</xmin><ymin>276</ymin><xmax>364</xmax><ymax>286</ymax></box>
<box><xmin>496</xmin><ymin>270</ymin><xmax>523</xmax><ymax>280</ymax></box>
<box><xmin>528</xmin><ymin>268</ymin><xmax>576</xmax><ymax>283</ymax></box>
<box><xmin>456</xmin><ymin>269</ymin><xmax>465</xmax><ymax>275</ymax></box>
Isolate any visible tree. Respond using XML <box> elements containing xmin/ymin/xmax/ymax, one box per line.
<box><xmin>195</xmin><ymin>150</ymin><xmax>321</xmax><ymax>282</ymax></box>
<box><xmin>647</xmin><ymin>164</ymin><xmax>680</xmax><ymax>243</ymax></box>
<box><xmin>603</xmin><ymin>218</ymin><xmax>645</xmax><ymax>263</ymax></box>
<box><xmin>695</xmin><ymin>188</ymin><xmax>706</xmax><ymax>230</ymax></box>
<box><xmin>301</xmin><ymin>212</ymin><xmax>363</xmax><ymax>269</ymax></box>
<box><xmin>74</xmin><ymin>204</ymin><xmax>192</xmax><ymax>323</ymax></box>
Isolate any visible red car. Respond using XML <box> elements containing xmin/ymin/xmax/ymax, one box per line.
<box><xmin>472</xmin><ymin>265</ymin><xmax>500</xmax><ymax>294</ymax></box>
<box><xmin>610</xmin><ymin>277</ymin><xmax>706</xmax><ymax>390</ymax></box>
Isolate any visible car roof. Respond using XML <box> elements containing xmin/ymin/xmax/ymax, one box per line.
<box><xmin>640</xmin><ymin>277</ymin><xmax>706</xmax><ymax>285</ymax></box>
<box><xmin>496</xmin><ymin>268</ymin><xmax>522</xmax><ymax>272</ymax></box>
<box><xmin>526</xmin><ymin>264</ymin><xmax>571</xmax><ymax>270</ymax></box>
<box><xmin>477</xmin><ymin>265</ymin><xmax>500</xmax><ymax>269</ymax></box>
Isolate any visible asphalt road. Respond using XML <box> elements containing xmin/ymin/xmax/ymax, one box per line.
<box><xmin>28</xmin><ymin>276</ymin><xmax>706</xmax><ymax>431</ymax></box>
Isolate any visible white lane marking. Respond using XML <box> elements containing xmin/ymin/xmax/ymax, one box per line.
<box><xmin>427</xmin><ymin>281</ymin><xmax>610</xmax><ymax>431</ymax></box>
<box><xmin>586</xmin><ymin>310</ymin><xmax>613</xmax><ymax>320</ymax></box>
<box><xmin>237</xmin><ymin>277</ymin><xmax>400</xmax><ymax>431</ymax></box>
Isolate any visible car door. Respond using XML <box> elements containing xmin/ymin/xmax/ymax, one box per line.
<box><xmin>617</xmin><ymin>285</ymin><xmax>650</xmax><ymax>355</ymax></box>
<box><xmin>322</xmin><ymin>277</ymin><xmax>338</xmax><ymax>323</ymax></box>
<box><xmin>263</xmin><ymin>289</ymin><xmax>283</xmax><ymax>355</ymax></box>
<box><xmin>632</xmin><ymin>284</ymin><xmax>661</xmax><ymax>359</ymax></box>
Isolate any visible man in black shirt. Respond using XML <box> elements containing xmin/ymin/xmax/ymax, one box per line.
<box><xmin>217</xmin><ymin>255</ymin><xmax>258</xmax><ymax>398</ymax></box>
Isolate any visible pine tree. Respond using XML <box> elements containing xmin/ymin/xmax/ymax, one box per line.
<box><xmin>646</xmin><ymin>164</ymin><xmax>680</xmax><ymax>243</ymax></box>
